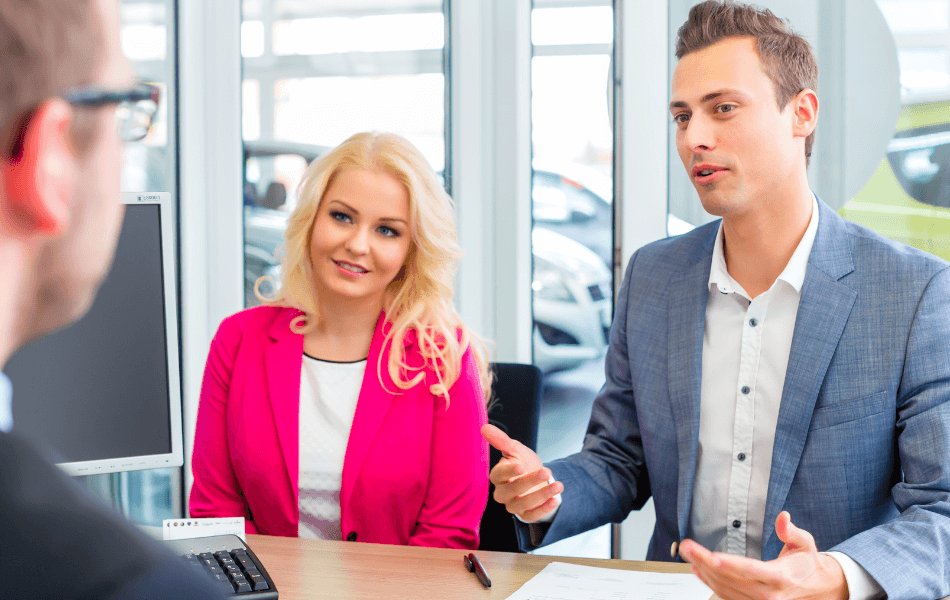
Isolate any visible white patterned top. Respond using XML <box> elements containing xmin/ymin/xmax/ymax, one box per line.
<box><xmin>297</xmin><ymin>354</ymin><xmax>366</xmax><ymax>540</ymax></box>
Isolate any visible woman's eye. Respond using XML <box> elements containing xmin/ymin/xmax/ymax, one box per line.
<box><xmin>330</xmin><ymin>211</ymin><xmax>351</xmax><ymax>223</ymax></box>
<box><xmin>378</xmin><ymin>225</ymin><xmax>398</xmax><ymax>237</ymax></box>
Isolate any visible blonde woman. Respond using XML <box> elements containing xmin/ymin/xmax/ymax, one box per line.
<box><xmin>190</xmin><ymin>132</ymin><xmax>491</xmax><ymax>549</ymax></box>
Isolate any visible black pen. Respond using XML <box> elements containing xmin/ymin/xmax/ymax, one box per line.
<box><xmin>463</xmin><ymin>552</ymin><xmax>492</xmax><ymax>588</ymax></box>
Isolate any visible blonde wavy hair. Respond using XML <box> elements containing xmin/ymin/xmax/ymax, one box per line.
<box><xmin>257</xmin><ymin>132</ymin><xmax>492</xmax><ymax>406</ymax></box>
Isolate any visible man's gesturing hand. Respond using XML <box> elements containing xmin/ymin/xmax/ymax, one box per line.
<box><xmin>481</xmin><ymin>423</ymin><xmax>564</xmax><ymax>523</ymax></box>
<box><xmin>678</xmin><ymin>511</ymin><xmax>848</xmax><ymax>600</ymax></box>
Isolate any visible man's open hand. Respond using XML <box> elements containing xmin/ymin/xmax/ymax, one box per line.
<box><xmin>481</xmin><ymin>423</ymin><xmax>563</xmax><ymax>522</ymax></box>
<box><xmin>679</xmin><ymin>511</ymin><xmax>848</xmax><ymax>600</ymax></box>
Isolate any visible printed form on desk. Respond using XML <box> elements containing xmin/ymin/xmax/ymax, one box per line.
<box><xmin>506</xmin><ymin>562</ymin><xmax>714</xmax><ymax>600</ymax></box>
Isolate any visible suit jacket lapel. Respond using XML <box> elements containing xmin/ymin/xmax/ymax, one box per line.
<box><xmin>265</xmin><ymin>308</ymin><xmax>305</xmax><ymax>497</ymax></box>
<box><xmin>668</xmin><ymin>226</ymin><xmax>717</xmax><ymax>539</ymax></box>
<box><xmin>340</xmin><ymin>312</ymin><xmax>398</xmax><ymax>516</ymax></box>
<box><xmin>762</xmin><ymin>201</ymin><xmax>857</xmax><ymax>554</ymax></box>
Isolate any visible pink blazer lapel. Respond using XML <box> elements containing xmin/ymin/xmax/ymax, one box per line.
<box><xmin>264</xmin><ymin>307</ymin><xmax>305</xmax><ymax>499</ymax></box>
<box><xmin>340</xmin><ymin>312</ymin><xmax>403</xmax><ymax>515</ymax></box>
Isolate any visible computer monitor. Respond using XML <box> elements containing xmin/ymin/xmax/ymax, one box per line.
<box><xmin>6</xmin><ymin>192</ymin><xmax>183</xmax><ymax>476</ymax></box>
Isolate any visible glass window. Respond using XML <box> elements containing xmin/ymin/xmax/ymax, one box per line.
<box><xmin>877</xmin><ymin>0</ymin><xmax>949</xmax><ymax>34</ymax></box>
<box><xmin>271</xmin><ymin>75</ymin><xmax>444</xmax><ymax>169</ymax></box>
<box><xmin>272</xmin><ymin>13</ymin><xmax>443</xmax><ymax>55</ymax></box>
<box><xmin>530</xmin><ymin>1</ymin><xmax>613</xmax><ymax>560</ymax></box>
<box><xmin>843</xmin><ymin>5</ymin><xmax>950</xmax><ymax>260</ymax></box>
<box><xmin>532</xmin><ymin>6</ymin><xmax>613</xmax><ymax>46</ymax></box>
<box><xmin>897</xmin><ymin>48</ymin><xmax>950</xmax><ymax>96</ymax></box>
<box><xmin>242</xmin><ymin>21</ymin><xmax>266</xmax><ymax>57</ymax></box>
<box><xmin>242</xmin><ymin>0</ymin><xmax>446</xmax><ymax>308</ymax></box>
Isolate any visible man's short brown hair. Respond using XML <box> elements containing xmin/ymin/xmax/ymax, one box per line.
<box><xmin>0</xmin><ymin>0</ymin><xmax>104</xmax><ymax>158</ymax></box>
<box><xmin>675</xmin><ymin>0</ymin><xmax>819</xmax><ymax>165</ymax></box>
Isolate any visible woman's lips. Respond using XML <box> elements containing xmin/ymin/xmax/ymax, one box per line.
<box><xmin>333</xmin><ymin>259</ymin><xmax>368</xmax><ymax>276</ymax></box>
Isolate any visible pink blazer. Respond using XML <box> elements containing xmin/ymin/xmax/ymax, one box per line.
<box><xmin>189</xmin><ymin>306</ymin><xmax>489</xmax><ymax>548</ymax></box>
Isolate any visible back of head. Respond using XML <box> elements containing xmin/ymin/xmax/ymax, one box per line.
<box><xmin>0</xmin><ymin>0</ymin><xmax>103</xmax><ymax>158</ymax></box>
<box><xmin>0</xmin><ymin>0</ymin><xmax>119</xmax><ymax>361</ymax></box>
<box><xmin>675</xmin><ymin>0</ymin><xmax>818</xmax><ymax>164</ymax></box>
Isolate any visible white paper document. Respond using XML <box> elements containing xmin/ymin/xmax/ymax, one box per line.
<box><xmin>506</xmin><ymin>561</ymin><xmax>713</xmax><ymax>600</ymax></box>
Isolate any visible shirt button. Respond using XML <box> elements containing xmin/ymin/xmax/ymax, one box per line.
<box><xmin>737</xmin><ymin>453</ymin><xmax>746</xmax><ymax>461</ymax></box>
<box><xmin>749</xmin><ymin>318</ymin><xmax>758</xmax><ymax>327</ymax></box>
<box><xmin>732</xmin><ymin>520</ymin><xmax>741</xmax><ymax>529</ymax></box>
<box><xmin>741</xmin><ymin>386</ymin><xmax>750</xmax><ymax>394</ymax></box>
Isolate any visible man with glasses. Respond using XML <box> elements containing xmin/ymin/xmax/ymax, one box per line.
<box><xmin>0</xmin><ymin>0</ymin><xmax>221</xmax><ymax>597</ymax></box>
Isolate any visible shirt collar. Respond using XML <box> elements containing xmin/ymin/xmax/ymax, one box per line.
<box><xmin>0</xmin><ymin>371</ymin><xmax>12</xmax><ymax>433</ymax></box>
<box><xmin>708</xmin><ymin>194</ymin><xmax>820</xmax><ymax>297</ymax></box>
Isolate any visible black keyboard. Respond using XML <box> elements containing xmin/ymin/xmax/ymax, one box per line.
<box><xmin>167</xmin><ymin>534</ymin><xmax>278</xmax><ymax>598</ymax></box>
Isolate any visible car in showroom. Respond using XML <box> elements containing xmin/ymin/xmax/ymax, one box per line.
<box><xmin>532</xmin><ymin>159</ymin><xmax>614</xmax><ymax>268</ymax></box>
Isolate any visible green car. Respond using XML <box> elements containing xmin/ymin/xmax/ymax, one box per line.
<box><xmin>842</xmin><ymin>99</ymin><xmax>950</xmax><ymax>261</ymax></box>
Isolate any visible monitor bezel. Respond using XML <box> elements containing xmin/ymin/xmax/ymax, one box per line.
<box><xmin>58</xmin><ymin>192</ymin><xmax>183</xmax><ymax>476</ymax></box>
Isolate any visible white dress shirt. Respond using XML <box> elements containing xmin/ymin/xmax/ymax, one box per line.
<box><xmin>688</xmin><ymin>196</ymin><xmax>881</xmax><ymax>599</ymax></box>
<box><xmin>0</xmin><ymin>372</ymin><xmax>11</xmax><ymax>433</ymax></box>
<box><xmin>688</xmin><ymin>198</ymin><xmax>819</xmax><ymax>557</ymax></box>
<box><xmin>297</xmin><ymin>354</ymin><xmax>365</xmax><ymax>540</ymax></box>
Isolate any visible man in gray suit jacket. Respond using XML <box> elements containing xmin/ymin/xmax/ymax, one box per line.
<box><xmin>484</xmin><ymin>2</ymin><xmax>950</xmax><ymax>599</ymax></box>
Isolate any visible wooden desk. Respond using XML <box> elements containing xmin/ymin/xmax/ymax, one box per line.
<box><xmin>246</xmin><ymin>534</ymin><xmax>704</xmax><ymax>599</ymax></box>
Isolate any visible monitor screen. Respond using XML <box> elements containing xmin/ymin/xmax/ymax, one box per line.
<box><xmin>7</xmin><ymin>193</ymin><xmax>183</xmax><ymax>475</ymax></box>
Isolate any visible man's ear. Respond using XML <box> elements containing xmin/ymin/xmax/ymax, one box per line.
<box><xmin>791</xmin><ymin>88</ymin><xmax>818</xmax><ymax>139</ymax></box>
<box><xmin>1</xmin><ymin>98</ymin><xmax>77</xmax><ymax>236</ymax></box>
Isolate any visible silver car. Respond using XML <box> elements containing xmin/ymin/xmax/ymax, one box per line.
<box><xmin>532</xmin><ymin>227</ymin><xmax>612</xmax><ymax>373</ymax></box>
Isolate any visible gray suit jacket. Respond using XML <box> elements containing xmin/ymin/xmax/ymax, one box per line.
<box><xmin>519</xmin><ymin>199</ymin><xmax>950</xmax><ymax>599</ymax></box>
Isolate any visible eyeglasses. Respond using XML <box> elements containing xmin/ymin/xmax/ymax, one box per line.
<box><xmin>63</xmin><ymin>82</ymin><xmax>160</xmax><ymax>142</ymax></box>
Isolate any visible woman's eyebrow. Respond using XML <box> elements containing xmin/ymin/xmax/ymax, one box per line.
<box><xmin>326</xmin><ymin>199</ymin><xmax>357</xmax><ymax>214</ymax></box>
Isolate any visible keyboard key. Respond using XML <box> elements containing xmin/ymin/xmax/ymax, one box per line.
<box><xmin>214</xmin><ymin>550</ymin><xmax>231</xmax><ymax>559</ymax></box>
<box><xmin>243</xmin><ymin>568</ymin><xmax>261</xmax><ymax>579</ymax></box>
<box><xmin>232</xmin><ymin>577</ymin><xmax>252</xmax><ymax>593</ymax></box>
<box><xmin>205</xmin><ymin>564</ymin><xmax>223</xmax><ymax>575</ymax></box>
<box><xmin>198</xmin><ymin>552</ymin><xmax>215</xmax><ymax>561</ymax></box>
<box><xmin>211</xmin><ymin>573</ymin><xmax>229</xmax><ymax>584</ymax></box>
<box><xmin>225</xmin><ymin>564</ymin><xmax>242</xmax><ymax>576</ymax></box>
<box><xmin>219</xmin><ymin>557</ymin><xmax>236</xmax><ymax>568</ymax></box>
<box><xmin>235</xmin><ymin>555</ymin><xmax>255</xmax><ymax>570</ymax></box>
<box><xmin>249</xmin><ymin>577</ymin><xmax>269</xmax><ymax>591</ymax></box>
